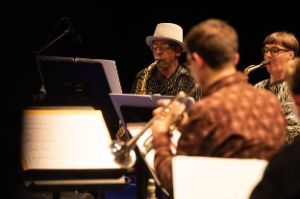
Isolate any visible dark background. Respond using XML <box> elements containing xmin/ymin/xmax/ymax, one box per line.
<box><xmin>3</xmin><ymin>1</ymin><xmax>300</xmax><ymax>197</ymax></box>
<box><xmin>20</xmin><ymin>2</ymin><xmax>300</xmax><ymax>98</ymax></box>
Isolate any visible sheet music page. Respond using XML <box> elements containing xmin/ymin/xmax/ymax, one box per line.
<box><xmin>75</xmin><ymin>58</ymin><xmax>122</xmax><ymax>93</ymax></box>
<box><xmin>22</xmin><ymin>109</ymin><xmax>122</xmax><ymax>170</ymax></box>
<box><xmin>97</xmin><ymin>59</ymin><xmax>122</xmax><ymax>93</ymax></box>
<box><xmin>172</xmin><ymin>156</ymin><xmax>268</xmax><ymax>199</ymax></box>
<box><xmin>109</xmin><ymin>94</ymin><xmax>154</xmax><ymax>126</ymax></box>
<box><xmin>127</xmin><ymin>123</ymin><xmax>180</xmax><ymax>170</ymax></box>
<box><xmin>109</xmin><ymin>94</ymin><xmax>195</xmax><ymax>128</ymax></box>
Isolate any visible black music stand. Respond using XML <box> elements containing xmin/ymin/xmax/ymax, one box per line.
<box><xmin>22</xmin><ymin>108</ymin><xmax>134</xmax><ymax>199</ymax></box>
<box><xmin>36</xmin><ymin>55</ymin><xmax>122</xmax><ymax>137</ymax></box>
<box><xmin>109</xmin><ymin>93</ymin><xmax>195</xmax><ymax>198</ymax></box>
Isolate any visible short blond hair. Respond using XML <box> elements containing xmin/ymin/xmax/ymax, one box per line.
<box><xmin>264</xmin><ymin>31</ymin><xmax>299</xmax><ymax>56</ymax></box>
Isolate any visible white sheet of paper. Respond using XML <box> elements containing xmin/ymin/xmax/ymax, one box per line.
<box><xmin>109</xmin><ymin>93</ymin><xmax>195</xmax><ymax>127</ymax></box>
<box><xmin>172</xmin><ymin>156</ymin><xmax>268</xmax><ymax>199</ymax></box>
<box><xmin>36</xmin><ymin>56</ymin><xmax>122</xmax><ymax>94</ymax></box>
<box><xmin>22</xmin><ymin>109</ymin><xmax>124</xmax><ymax>170</ymax></box>
<box><xmin>127</xmin><ymin>123</ymin><xmax>180</xmax><ymax>171</ymax></box>
<box><xmin>75</xmin><ymin>58</ymin><xmax>122</xmax><ymax>93</ymax></box>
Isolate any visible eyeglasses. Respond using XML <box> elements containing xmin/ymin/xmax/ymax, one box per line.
<box><xmin>261</xmin><ymin>47</ymin><xmax>291</xmax><ymax>56</ymax></box>
<box><xmin>151</xmin><ymin>44</ymin><xmax>172</xmax><ymax>52</ymax></box>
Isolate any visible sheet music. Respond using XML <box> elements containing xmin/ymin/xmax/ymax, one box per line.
<box><xmin>127</xmin><ymin>123</ymin><xmax>180</xmax><ymax>171</ymax></box>
<box><xmin>172</xmin><ymin>156</ymin><xmax>268</xmax><ymax>199</ymax></box>
<box><xmin>22</xmin><ymin>109</ymin><xmax>124</xmax><ymax>170</ymax></box>
<box><xmin>109</xmin><ymin>94</ymin><xmax>155</xmax><ymax>126</ymax></box>
<box><xmin>75</xmin><ymin>58</ymin><xmax>122</xmax><ymax>93</ymax></box>
<box><xmin>37</xmin><ymin>55</ymin><xmax>123</xmax><ymax>94</ymax></box>
<box><xmin>109</xmin><ymin>93</ymin><xmax>195</xmax><ymax>127</ymax></box>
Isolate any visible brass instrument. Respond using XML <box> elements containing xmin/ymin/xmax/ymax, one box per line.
<box><xmin>244</xmin><ymin>61</ymin><xmax>268</xmax><ymax>77</ymax></box>
<box><xmin>134</xmin><ymin>57</ymin><xmax>160</xmax><ymax>94</ymax></box>
<box><xmin>110</xmin><ymin>84</ymin><xmax>200</xmax><ymax>167</ymax></box>
<box><xmin>110</xmin><ymin>85</ymin><xmax>199</xmax><ymax>167</ymax></box>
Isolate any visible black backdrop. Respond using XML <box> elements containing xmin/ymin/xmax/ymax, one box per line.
<box><xmin>21</xmin><ymin>2</ymin><xmax>300</xmax><ymax>97</ymax></box>
<box><xmin>3</xmin><ymin>2</ymin><xmax>300</xmax><ymax>197</ymax></box>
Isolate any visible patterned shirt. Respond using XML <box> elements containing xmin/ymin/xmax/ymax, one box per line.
<box><xmin>153</xmin><ymin>72</ymin><xmax>286</xmax><ymax>193</ymax></box>
<box><xmin>255</xmin><ymin>79</ymin><xmax>300</xmax><ymax>144</ymax></box>
<box><xmin>131</xmin><ymin>65</ymin><xmax>201</xmax><ymax>101</ymax></box>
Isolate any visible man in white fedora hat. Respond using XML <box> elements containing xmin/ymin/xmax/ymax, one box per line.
<box><xmin>117</xmin><ymin>23</ymin><xmax>201</xmax><ymax>141</ymax></box>
<box><xmin>131</xmin><ymin>22</ymin><xmax>201</xmax><ymax>100</ymax></box>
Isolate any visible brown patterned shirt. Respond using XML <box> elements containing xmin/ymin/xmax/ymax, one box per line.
<box><xmin>131</xmin><ymin>65</ymin><xmax>201</xmax><ymax>101</ymax></box>
<box><xmin>153</xmin><ymin>72</ymin><xmax>286</xmax><ymax>193</ymax></box>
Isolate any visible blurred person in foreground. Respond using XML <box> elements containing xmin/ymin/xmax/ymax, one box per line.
<box><xmin>150</xmin><ymin>18</ymin><xmax>286</xmax><ymax>194</ymax></box>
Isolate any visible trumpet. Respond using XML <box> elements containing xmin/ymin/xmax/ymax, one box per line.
<box><xmin>110</xmin><ymin>86</ymin><xmax>199</xmax><ymax>167</ymax></box>
<box><xmin>244</xmin><ymin>61</ymin><xmax>268</xmax><ymax>77</ymax></box>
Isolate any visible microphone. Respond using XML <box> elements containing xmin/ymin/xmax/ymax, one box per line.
<box><xmin>65</xmin><ymin>17</ymin><xmax>83</xmax><ymax>44</ymax></box>
<box><xmin>32</xmin><ymin>85</ymin><xmax>47</xmax><ymax>102</ymax></box>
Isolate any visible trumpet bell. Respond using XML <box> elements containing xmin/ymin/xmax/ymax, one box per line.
<box><xmin>110</xmin><ymin>140</ymin><xmax>136</xmax><ymax>168</ymax></box>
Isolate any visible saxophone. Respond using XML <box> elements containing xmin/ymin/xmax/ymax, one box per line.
<box><xmin>244</xmin><ymin>61</ymin><xmax>268</xmax><ymax>78</ymax></box>
<box><xmin>135</xmin><ymin>57</ymin><xmax>160</xmax><ymax>94</ymax></box>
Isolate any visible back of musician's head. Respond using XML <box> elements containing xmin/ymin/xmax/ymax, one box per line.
<box><xmin>184</xmin><ymin>18</ymin><xmax>238</xmax><ymax>69</ymax></box>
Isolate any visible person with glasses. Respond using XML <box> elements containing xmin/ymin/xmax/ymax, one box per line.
<box><xmin>150</xmin><ymin>19</ymin><xmax>286</xmax><ymax>194</ymax></box>
<box><xmin>117</xmin><ymin>23</ymin><xmax>201</xmax><ymax>140</ymax></box>
<box><xmin>131</xmin><ymin>23</ymin><xmax>201</xmax><ymax>100</ymax></box>
<box><xmin>255</xmin><ymin>31</ymin><xmax>300</xmax><ymax>144</ymax></box>
<box><xmin>250</xmin><ymin>57</ymin><xmax>300</xmax><ymax>199</ymax></box>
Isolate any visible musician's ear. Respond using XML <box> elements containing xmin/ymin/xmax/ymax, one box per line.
<box><xmin>234</xmin><ymin>53</ymin><xmax>240</xmax><ymax>65</ymax></box>
<box><xmin>193</xmin><ymin>52</ymin><xmax>204</xmax><ymax>68</ymax></box>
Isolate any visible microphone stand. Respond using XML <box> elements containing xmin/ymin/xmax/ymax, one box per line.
<box><xmin>32</xmin><ymin>17</ymin><xmax>72</xmax><ymax>102</ymax></box>
<box><xmin>34</xmin><ymin>29</ymin><xmax>70</xmax><ymax>55</ymax></box>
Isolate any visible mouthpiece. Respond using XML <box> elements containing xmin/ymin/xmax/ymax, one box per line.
<box><xmin>261</xmin><ymin>61</ymin><xmax>269</xmax><ymax>66</ymax></box>
<box><xmin>154</xmin><ymin>57</ymin><xmax>161</xmax><ymax>62</ymax></box>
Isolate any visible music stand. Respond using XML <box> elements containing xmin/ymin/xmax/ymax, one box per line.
<box><xmin>22</xmin><ymin>108</ymin><xmax>134</xmax><ymax>199</ymax></box>
<box><xmin>36</xmin><ymin>55</ymin><xmax>122</xmax><ymax>137</ymax></box>
<box><xmin>109</xmin><ymin>93</ymin><xmax>194</xmax><ymax>128</ymax></box>
<box><xmin>109</xmin><ymin>93</ymin><xmax>195</xmax><ymax>198</ymax></box>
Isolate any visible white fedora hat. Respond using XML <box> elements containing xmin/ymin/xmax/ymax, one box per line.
<box><xmin>146</xmin><ymin>23</ymin><xmax>185</xmax><ymax>50</ymax></box>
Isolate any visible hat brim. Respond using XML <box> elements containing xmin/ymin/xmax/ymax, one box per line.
<box><xmin>146</xmin><ymin>36</ymin><xmax>185</xmax><ymax>52</ymax></box>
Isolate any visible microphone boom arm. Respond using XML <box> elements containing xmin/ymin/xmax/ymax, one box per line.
<box><xmin>34</xmin><ymin>29</ymin><xmax>70</xmax><ymax>55</ymax></box>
